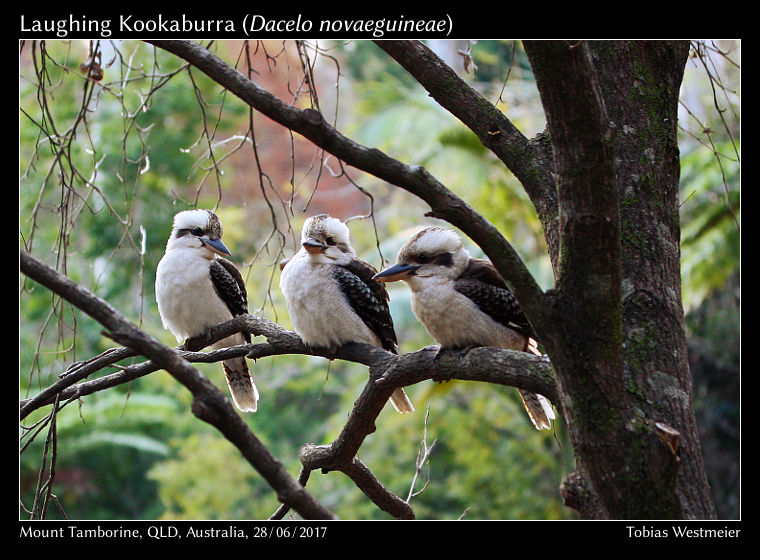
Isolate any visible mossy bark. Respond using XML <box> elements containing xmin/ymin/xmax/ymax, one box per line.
<box><xmin>524</xmin><ymin>40</ymin><xmax>714</xmax><ymax>519</ymax></box>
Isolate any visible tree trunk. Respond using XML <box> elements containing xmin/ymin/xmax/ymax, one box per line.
<box><xmin>524</xmin><ymin>40</ymin><xmax>715</xmax><ymax>519</ymax></box>
<box><xmin>147</xmin><ymin>39</ymin><xmax>717</xmax><ymax>519</ymax></box>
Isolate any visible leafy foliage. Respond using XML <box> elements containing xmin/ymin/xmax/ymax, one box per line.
<box><xmin>679</xmin><ymin>141</ymin><xmax>740</xmax><ymax>312</ymax></box>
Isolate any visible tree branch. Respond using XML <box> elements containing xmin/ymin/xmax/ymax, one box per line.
<box><xmin>20</xmin><ymin>249</ymin><xmax>557</xmax><ymax>519</ymax></box>
<box><xmin>19</xmin><ymin>250</ymin><xmax>336</xmax><ymax>520</ymax></box>
<box><xmin>373</xmin><ymin>40</ymin><xmax>559</xmax><ymax>259</ymax></box>
<box><xmin>21</xmin><ymin>310</ymin><xmax>557</xmax><ymax>422</ymax></box>
<box><xmin>521</xmin><ymin>41</ymin><xmax>689</xmax><ymax>519</ymax></box>
<box><xmin>146</xmin><ymin>39</ymin><xmax>547</xmax><ymax>339</ymax></box>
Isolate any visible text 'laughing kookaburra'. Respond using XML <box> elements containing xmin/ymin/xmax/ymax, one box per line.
<box><xmin>155</xmin><ymin>209</ymin><xmax>259</xmax><ymax>413</ymax></box>
<box><xmin>373</xmin><ymin>227</ymin><xmax>554</xmax><ymax>429</ymax></box>
<box><xmin>279</xmin><ymin>214</ymin><xmax>414</xmax><ymax>414</ymax></box>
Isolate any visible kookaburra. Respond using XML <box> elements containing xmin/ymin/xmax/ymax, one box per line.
<box><xmin>155</xmin><ymin>209</ymin><xmax>259</xmax><ymax>413</ymax></box>
<box><xmin>279</xmin><ymin>214</ymin><xmax>414</xmax><ymax>414</ymax></box>
<box><xmin>373</xmin><ymin>226</ymin><xmax>554</xmax><ymax>429</ymax></box>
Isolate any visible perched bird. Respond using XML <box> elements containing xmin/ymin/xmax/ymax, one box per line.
<box><xmin>373</xmin><ymin>226</ymin><xmax>554</xmax><ymax>429</ymax></box>
<box><xmin>155</xmin><ymin>209</ymin><xmax>259</xmax><ymax>413</ymax></box>
<box><xmin>279</xmin><ymin>214</ymin><xmax>414</xmax><ymax>414</ymax></box>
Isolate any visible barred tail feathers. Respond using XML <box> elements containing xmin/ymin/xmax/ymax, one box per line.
<box><xmin>518</xmin><ymin>337</ymin><xmax>554</xmax><ymax>429</ymax></box>
<box><xmin>223</xmin><ymin>357</ymin><xmax>259</xmax><ymax>413</ymax></box>
<box><xmin>518</xmin><ymin>389</ymin><xmax>555</xmax><ymax>430</ymax></box>
<box><xmin>390</xmin><ymin>387</ymin><xmax>415</xmax><ymax>414</ymax></box>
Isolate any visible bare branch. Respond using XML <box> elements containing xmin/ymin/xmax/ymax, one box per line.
<box><xmin>374</xmin><ymin>40</ymin><xmax>559</xmax><ymax>257</ymax></box>
<box><xmin>145</xmin><ymin>39</ymin><xmax>546</xmax><ymax>334</ymax></box>
<box><xmin>407</xmin><ymin>407</ymin><xmax>436</xmax><ymax>503</ymax></box>
<box><xmin>22</xmin><ymin>41</ymin><xmax>560</xmax><ymax>521</ymax></box>
<box><xmin>19</xmin><ymin>250</ymin><xmax>335</xmax><ymax>520</ymax></box>
<box><xmin>21</xmin><ymin>249</ymin><xmax>557</xmax><ymax>520</ymax></box>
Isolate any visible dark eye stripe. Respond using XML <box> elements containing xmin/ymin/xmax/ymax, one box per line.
<box><xmin>176</xmin><ymin>227</ymin><xmax>205</xmax><ymax>238</ymax></box>
<box><xmin>434</xmin><ymin>252</ymin><xmax>454</xmax><ymax>266</ymax></box>
<box><xmin>415</xmin><ymin>252</ymin><xmax>453</xmax><ymax>266</ymax></box>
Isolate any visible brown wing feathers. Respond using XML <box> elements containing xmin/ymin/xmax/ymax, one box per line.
<box><xmin>333</xmin><ymin>259</ymin><xmax>398</xmax><ymax>353</ymax></box>
<box><xmin>209</xmin><ymin>257</ymin><xmax>250</xmax><ymax>342</ymax></box>
<box><xmin>454</xmin><ymin>258</ymin><xmax>537</xmax><ymax>341</ymax></box>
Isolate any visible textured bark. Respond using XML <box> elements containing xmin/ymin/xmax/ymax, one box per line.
<box><xmin>377</xmin><ymin>39</ymin><xmax>712</xmax><ymax>518</ymax></box>
<box><xmin>591</xmin><ymin>41</ymin><xmax>714</xmax><ymax>519</ymax></box>
<box><xmin>525</xmin><ymin>40</ymin><xmax>637</xmax><ymax>518</ymax></box>
<box><xmin>523</xmin><ymin>40</ymin><xmax>714</xmax><ymax>518</ymax></box>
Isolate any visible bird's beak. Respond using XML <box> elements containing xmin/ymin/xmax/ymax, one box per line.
<box><xmin>201</xmin><ymin>236</ymin><xmax>232</xmax><ymax>256</ymax></box>
<box><xmin>373</xmin><ymin>263</ymin><xmax>421</xmax><ymax>282</ymax></box>
<box><xmin>302</xmin><ymin>237</ymin><xmax>327</xmax><ymax>254</ymax></box>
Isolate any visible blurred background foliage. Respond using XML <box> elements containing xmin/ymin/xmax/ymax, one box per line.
<box><xmin>19</xmin><ymin>39</ymin><xmax>739</xmax><ymax>520</ymax></box>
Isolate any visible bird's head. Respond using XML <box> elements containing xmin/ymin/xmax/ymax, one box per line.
<box><xmin>299</xmin><ymin>214</ymin><xmax>355</xmax><ymax>264</ymax></box>
<box><xmin>374</xmin><ymin>227</ymin><xmax>469</xmax><ymax>285</ymax></box>
<box><xmin>166</xmin><ymin>209</ymin><xmax>231</xmax><ymax>259</ymax></box>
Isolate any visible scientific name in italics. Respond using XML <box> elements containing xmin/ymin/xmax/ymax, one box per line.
<box><xmin>19</xmin><ymin>13</ymin><xmax>452</xmax><ymax>39</ymax></box>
